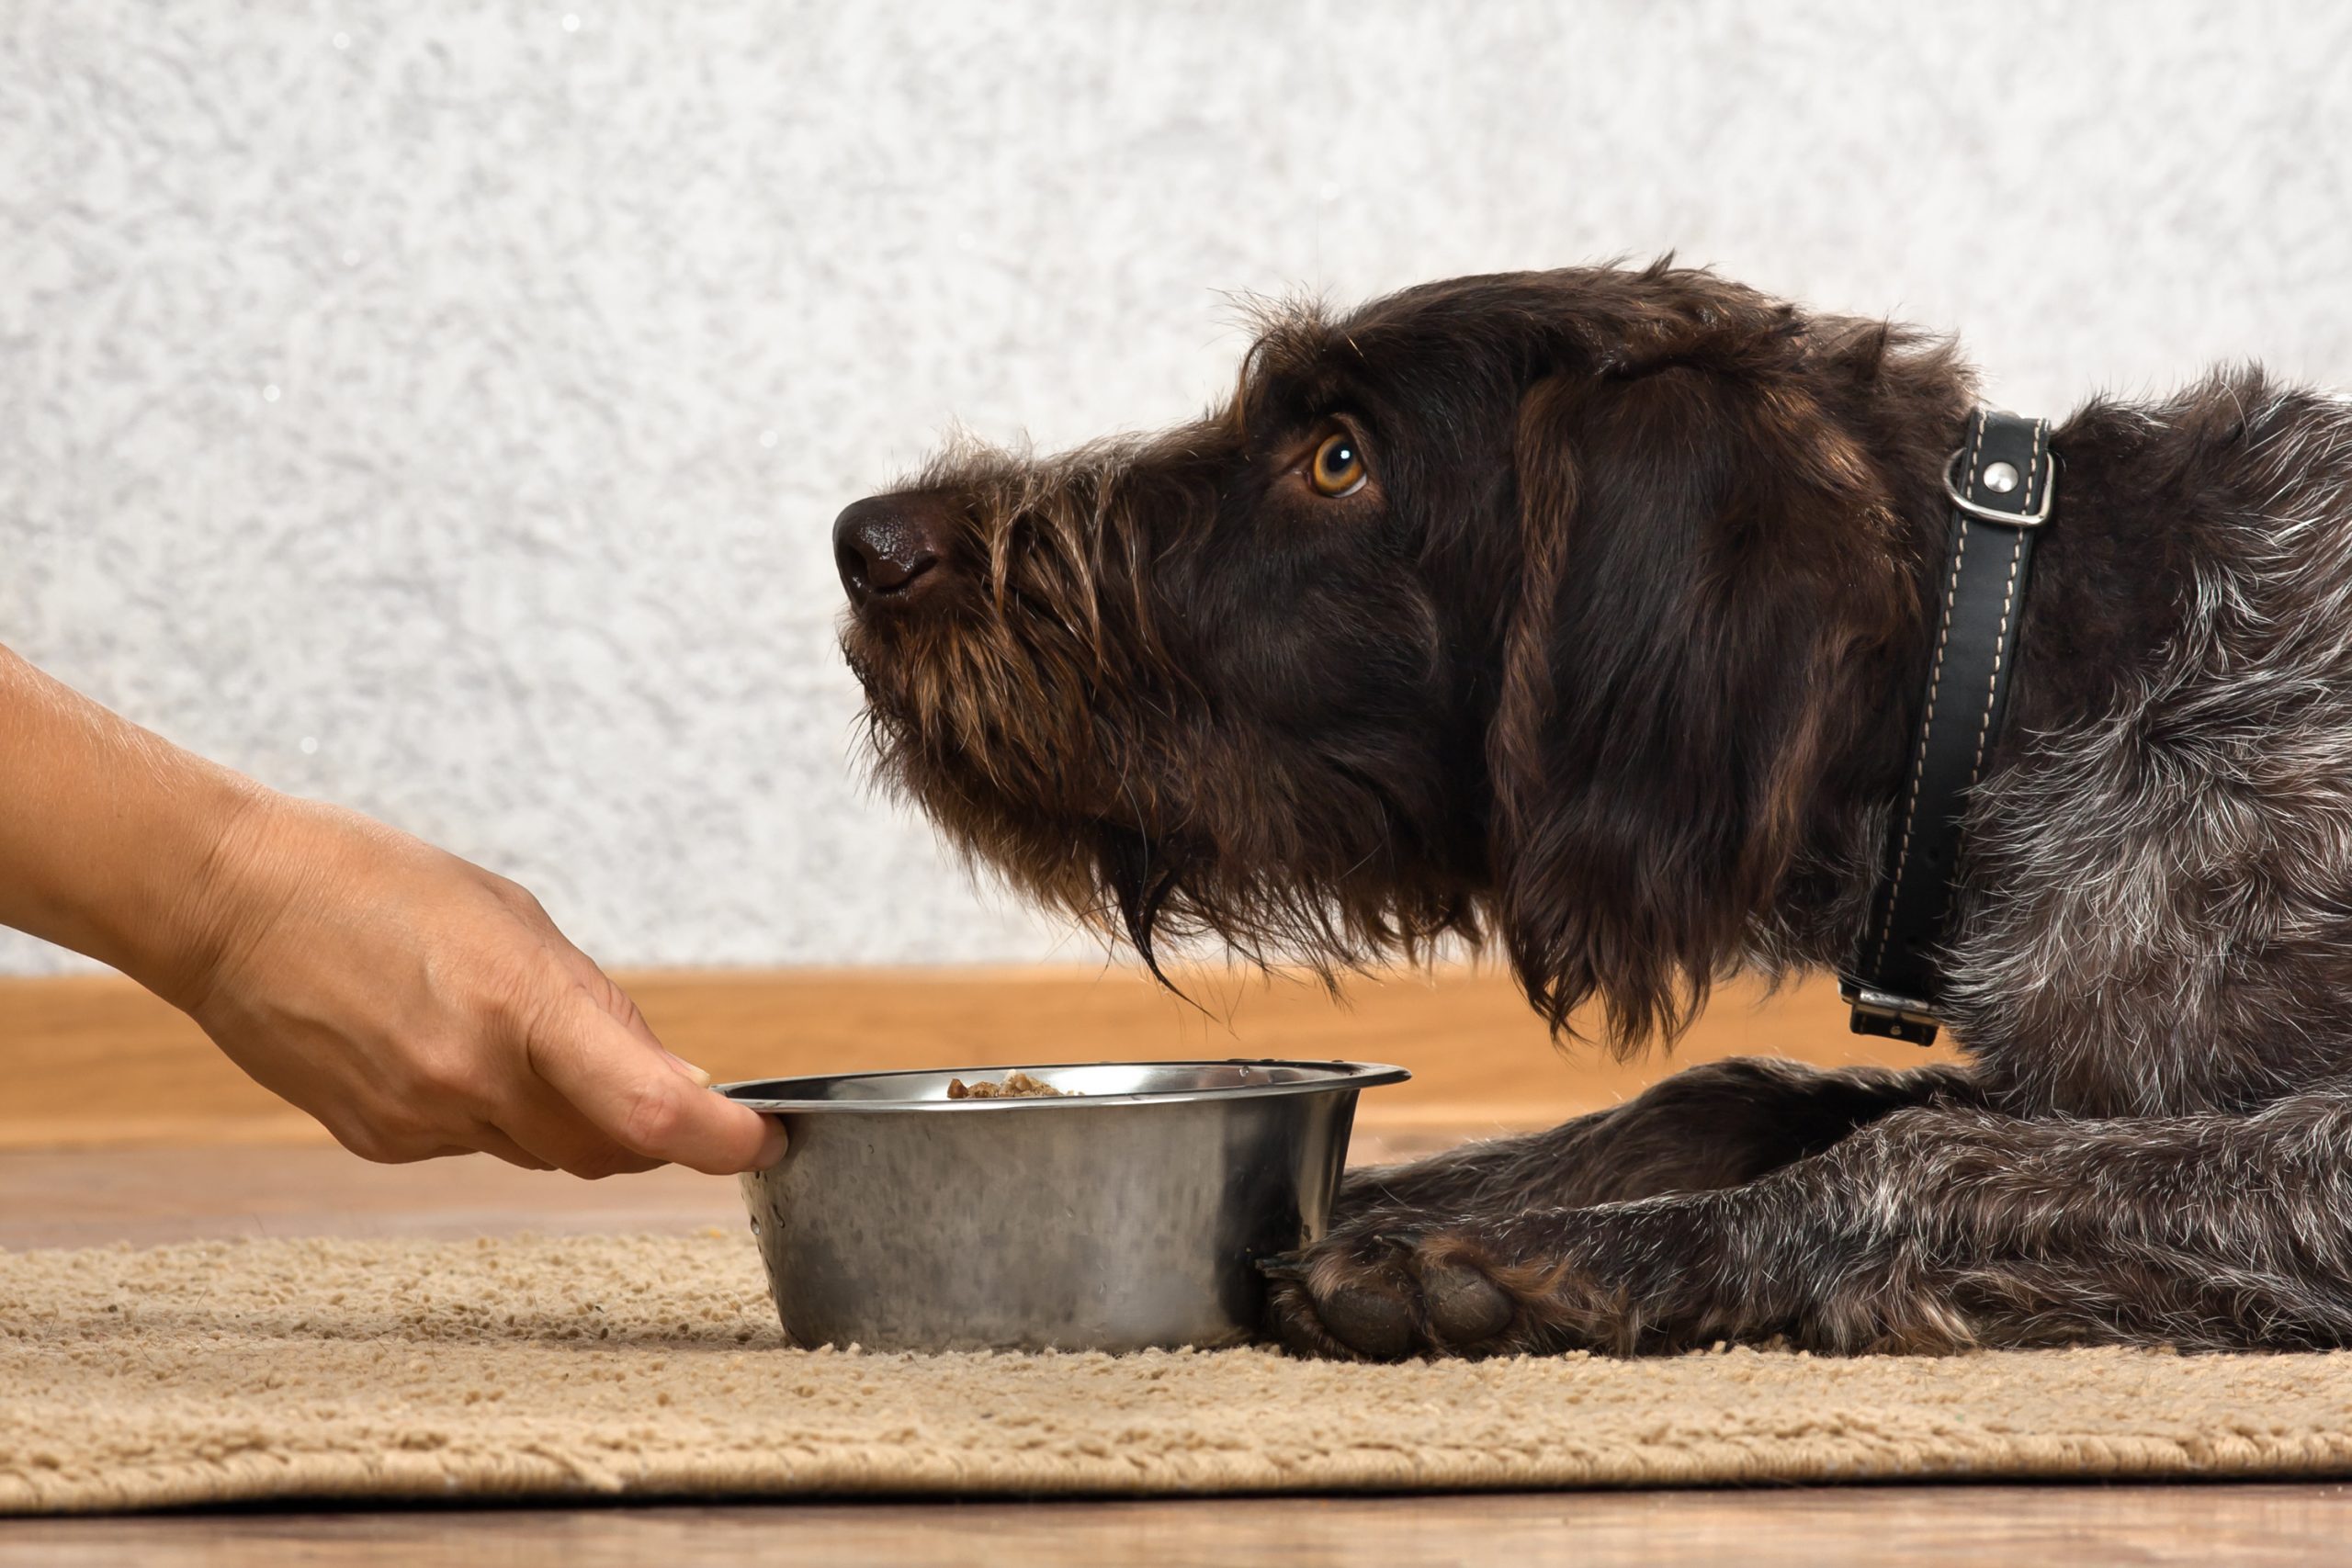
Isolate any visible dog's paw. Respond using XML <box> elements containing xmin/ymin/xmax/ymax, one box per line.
<box><xmin>1258</xmin><ymin>1222</ymin><xmax>1545</xmax><ymax>1360</ymax></box>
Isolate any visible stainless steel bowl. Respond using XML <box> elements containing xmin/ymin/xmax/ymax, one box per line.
<box><xmin>720</xmin><ymin>1058</ymin><xmax>1408</xmax><ymax>1353</ymax></box>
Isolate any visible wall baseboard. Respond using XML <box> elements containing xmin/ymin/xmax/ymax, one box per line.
<box><xmin>0</xmin><ymin>965</ymin><xmax>1949</xmax><ymax>1150</ymax></box>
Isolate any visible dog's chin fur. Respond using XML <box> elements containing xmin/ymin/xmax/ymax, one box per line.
<box><xmin>840</xmin><ymin>260</ymin><xmax>2352</xmax><ymax>1360</ymax></box>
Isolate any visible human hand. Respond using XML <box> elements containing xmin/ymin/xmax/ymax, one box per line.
<box><xmin>167</xmin><ymin>795</ymin><xmax>786</xmax><ymax>1177</ymax></box>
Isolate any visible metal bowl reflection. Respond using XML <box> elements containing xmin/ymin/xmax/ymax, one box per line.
<box><xmin>720</xmin><ymin>1059</ymin><xmax>1408</xmax><ymax>1353</ymax></box>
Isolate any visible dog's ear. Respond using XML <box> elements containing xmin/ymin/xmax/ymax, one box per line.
<box><xmin>1487</xmin><ymin>363</ymin><xmax>1899</xmax><ymax>1053</ymax></box>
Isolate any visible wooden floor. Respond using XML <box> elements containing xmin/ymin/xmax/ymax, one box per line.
<box><xmin>0</xmin><ymin>1131</ymin><xmax>1459</xmax><ymax>1252</ymax></box>
<box><xmin>0</xmin><ymin>966</ymin><xmax>2340</xmax><ymax>1562</ymax></box>
<box><xmin>9</xmin><ymin>1484</ymin><xmax>2352</xmax><ymax>1568</ymax></box>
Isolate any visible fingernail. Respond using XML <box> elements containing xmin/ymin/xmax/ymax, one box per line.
<box><xmin>754</xmin><ymin>1118</ymin><xmax>789</xmax><ymax>1168</ymax></box>
<box><xmin>663</xmin><ymin>1051</ymin><xmax>713</xmax><ymax>1089</ymax></box>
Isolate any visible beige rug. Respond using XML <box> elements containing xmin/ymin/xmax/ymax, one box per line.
<box><xmin>6</xmin><ymin>1232</ymin><xmax>2352</xmax><ymax>1514</ymax></box>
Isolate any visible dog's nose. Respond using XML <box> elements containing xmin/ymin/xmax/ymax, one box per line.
<box><xmin>833</xmin><ymin>496</ymin><xmax>943</xmax><ymax>606</ymax></box>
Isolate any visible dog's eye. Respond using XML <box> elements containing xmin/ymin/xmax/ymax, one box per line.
<box><xmin>1308</xmin><ymin>433</ymin><xmax>1368</xmax><ymax>498</ymax></box>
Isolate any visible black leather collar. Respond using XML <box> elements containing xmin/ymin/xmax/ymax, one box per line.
<box><xmin>1840</xmin><ymin>409</ymin><xmax>2056</xmax><ymax>1045</ymax></box>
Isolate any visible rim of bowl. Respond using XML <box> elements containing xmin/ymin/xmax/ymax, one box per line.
<box><xmin>713</xmin><ymin>1057</ymin><xmax>1410</xmax><ymax>1112</ymax></box>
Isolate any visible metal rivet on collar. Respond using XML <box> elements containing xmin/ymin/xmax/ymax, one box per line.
<box><xmin>1983</xmin><ymin>461</ymin><xmax>2020</xmax><ymax>494</ymax></box>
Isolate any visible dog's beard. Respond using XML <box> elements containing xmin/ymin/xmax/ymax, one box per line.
<box><xmin>842</xmin><ymin>605</ymin><xmax>1208</xmax><ymax>976</ymax></box>
<box><xmin>843</xmin><ymin>603</ymin><xmax>1475</xmax><ymax>985</ymax></box>
<box><xmin>842</xmin><ymin>433</ymin><xmax>1478</xmax><ymax>984</ymax></box>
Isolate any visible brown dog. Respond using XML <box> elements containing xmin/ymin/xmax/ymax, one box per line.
<box><xmin>832</xmin><ymin>260</ymin><xmax>2352</xmax><ymax>1359</ymax></box>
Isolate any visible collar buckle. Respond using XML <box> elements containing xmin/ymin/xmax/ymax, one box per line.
<box><xmin>1839</xmin><ymin>980</ymin><xmax>1942</xmax><ymax>1046</ymax></box>
<box><xmin>1941</xmin><ymin>446</ymin><xmax>2055</xmax><ymax>526</ymax></box>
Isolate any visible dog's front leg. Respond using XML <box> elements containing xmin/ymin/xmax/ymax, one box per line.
<box><xmin>1261</xmin><ymin>1055</ymin><xmax>1977</xmax><ymax>1359</ymax></box>
<box><xmin>1267</xmin><ymin>1087</ymin><xmax>2352</xmax><ymax>1359</ymax></box>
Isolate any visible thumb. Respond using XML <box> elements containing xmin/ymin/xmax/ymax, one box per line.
<box><xmin>542</xmin><ymin>940</ymin><xmax>714</xmax><ymax>1084</ymax></box>
<box><xmin>528</xmin><ymin>991</ymin><xmax>786</xmax><ymax>1174</ymax></box>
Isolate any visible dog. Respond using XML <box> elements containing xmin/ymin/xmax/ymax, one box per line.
<box><xmin>831</xmin><ymin>259</ymin><xmax>2352</xmax><ymax>1360</ymax></box>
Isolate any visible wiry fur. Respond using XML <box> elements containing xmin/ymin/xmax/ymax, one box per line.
<box><xmin>838</xmin><ymin>260</ymin><xmax>2352</xmax><ymax>1359</ymax></box>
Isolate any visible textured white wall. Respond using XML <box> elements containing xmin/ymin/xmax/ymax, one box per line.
<box><xmin>3</xmin><ymin>0</ymin><xmax>2348</xmax><ymax>974</ymax></box>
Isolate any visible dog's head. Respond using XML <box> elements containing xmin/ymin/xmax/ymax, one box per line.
<box><xmin>836</xmin><ymin>263</ymin><xmax>1966</xmax><ymax>1047</ymax></box>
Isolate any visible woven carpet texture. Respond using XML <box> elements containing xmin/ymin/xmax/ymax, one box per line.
<box><xmin>6</xmin><ymin>1233</ymin><xmax>2351</xmax><ymax>1514</ymax></box>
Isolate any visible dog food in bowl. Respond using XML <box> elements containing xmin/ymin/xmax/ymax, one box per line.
<box><xmin>945</xmin><ymin>1070</ymin><xmax>1071</xmax><ymax>1100</ymax></box>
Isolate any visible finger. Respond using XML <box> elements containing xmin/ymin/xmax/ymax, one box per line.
<box><xmin>467</xmin><ymin>1126</ymin><xmax>556</xmax><ymax>1173</ymax></box>
<box><xmin>488</xmin><ymin>1093</ymin><xmax>668</xmax><ymax>1179</ymax></box>
<box><xmin>328</xmin><ymin>1107</ymin><xmax>559</xmax><ymax>1173</ymax></box>
<box><xmin>526</xmin><ymin>991</ymin><xmax>786</xmax><ymax>1174</ymax></box>
<box><xmin>327</xmin><ymin>1125</ymin><xmax>476</xmax><ymax>1166</ymax></box>
<box><xmin>538</xmin><ymin>935</ymin><xmax>715</xmax><ymax>1086</ymax></box>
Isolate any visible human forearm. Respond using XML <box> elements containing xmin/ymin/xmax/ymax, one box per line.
<box><xmin>0</xmin><ymin>642</ymin><xmax>264</xmax><ymax>1003</ymax></box>
<box><xmin>0</xmin><ymin>640</ymin><xmax>779</xmax><ymax>1176</ymax></box>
